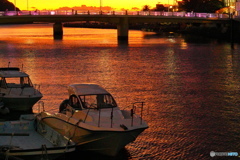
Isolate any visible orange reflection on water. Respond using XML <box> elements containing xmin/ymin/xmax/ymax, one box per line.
<box><xmin>0</xmin><ymin>23</ymin><xmax>239</xmax><ymax>159</ymax></box>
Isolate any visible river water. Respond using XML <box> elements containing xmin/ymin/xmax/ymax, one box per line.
<box><xmin>0</xmin><ymin>24</ymin><xmax>240</xmax><ymax>160</ymax></box>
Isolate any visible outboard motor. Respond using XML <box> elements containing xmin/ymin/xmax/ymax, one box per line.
<box><xmin>59</xmin><ymin>99</ymin><xmax>69</xmax><ymax>113</ymax></box>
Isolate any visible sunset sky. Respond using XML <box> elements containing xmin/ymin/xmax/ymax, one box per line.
<box><xmin>8</xmin><ymin>0</ymin><xmax>175</xmax><ymax>11</ymax></box>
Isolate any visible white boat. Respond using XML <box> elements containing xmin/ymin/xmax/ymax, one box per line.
<box><xmin>38</xmin><ymin>83</ymin><xmax>148</xmax><ymax>156</ymax></box>
<box><xmin>0</xmin><ymin>114</ymin><xmax>75</xmax><ymax>160</ymax></box>
<box><xmin>0</xmin><ymin>67</ymin><xmax>43</xmax><ymax>112</ymax></box>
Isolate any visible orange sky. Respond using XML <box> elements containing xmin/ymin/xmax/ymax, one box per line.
<box><xmin>9</xmin><ymin>0</ymin><xmax>177</xmax><ymax>11</ymax></box>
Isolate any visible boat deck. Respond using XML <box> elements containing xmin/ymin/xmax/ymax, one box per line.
<box><xmin>0</xmin><ymin>130</ymin><xmax>54</xmax><ymax>149</ymax></box>
<box><xmin>0</xmin><ymin>119</ymin><xmax>55</xmax><ymax>150</ymax></box>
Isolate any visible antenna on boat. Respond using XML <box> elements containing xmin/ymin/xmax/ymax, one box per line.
<box><xmin>8</xmin><ymin>62</ymin><xmax>10</xmax><ymax>68</ymax></box>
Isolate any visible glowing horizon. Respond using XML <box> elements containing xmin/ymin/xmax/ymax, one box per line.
<box><xmin>8</xmin><ymin>0</ymin><xmax>177</xmax><ymax>11</ymax></box>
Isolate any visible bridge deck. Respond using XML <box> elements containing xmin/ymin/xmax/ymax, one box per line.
<box><xmin>0</xmin><ymin>10</ymin><xmax>235</xmax><ymax>40</ymax></box>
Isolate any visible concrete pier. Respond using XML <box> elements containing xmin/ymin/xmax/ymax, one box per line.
<box><xmin>53</xmin><ymin>22</ymin><xmax>63</xmax><ymax>39</ymax></box>
<box><xmin>117</xmin><ymin>17</ymin><xmax>129</xmax><ymax>41</ymax></box>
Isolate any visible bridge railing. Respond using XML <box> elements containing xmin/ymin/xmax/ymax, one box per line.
<box><xmin>0</xmin><ymin>10</ymin><xmax>231</xmax><ymax>19</ymax></box>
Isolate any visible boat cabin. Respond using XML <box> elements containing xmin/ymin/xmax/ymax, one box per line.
<box><xmin>0</xmin><ymin>68</ymin><xmax>33</xmax><ymax>89</ymax></box>
<box><xmin>68</xmin><ymin>84</ymin><xmax>117</xmax><ymax>110</ymax></box>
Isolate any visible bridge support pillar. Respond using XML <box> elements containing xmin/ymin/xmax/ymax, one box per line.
<box><xmin>117</xmin><ymin>17</ymin><xmax>129</xmax><ymax>41</ymax></box>
<box><xmin>53</xmin><ymin>22</ymin><xmax>63</xmax><ymax>39</ymax></box>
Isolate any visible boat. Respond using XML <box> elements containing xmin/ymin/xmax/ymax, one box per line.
<box><xmin>0</xmin><ymin>114</ymin><xmax>75</xmax><ymax>160</ymax></box>
<box><xmin>0</xmin><ymin>67</ymin><xmax>43</xmax><ymax>112</ymax></box>
<box><xmin>38</xmin><ymin>83</ymin><xmax>148</xmax><ymax>156</ymax></box>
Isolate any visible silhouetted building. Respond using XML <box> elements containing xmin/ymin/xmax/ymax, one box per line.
<box><xmin>224</xmin><ymin>0</ymin><xmax>235</xmax><ymax>6</ymax></box>
<box><xmin>156</xmin><ymin>4</ymin><xmax>166</xmax><ymax>11</ymax></box>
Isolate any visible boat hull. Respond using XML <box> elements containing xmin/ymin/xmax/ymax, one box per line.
<box><xmin>0</xmin><ymin>114</ymin><xmax>75</xmax><ymax>160</ymax></box>
<box><xmin>41</xmin><ymin>116</ymin><xmax>147</xmax><ymax>156</ymax></box>
<box><xmin>1</xmin><ymin>96</ymin><xmax>42</xmax><ymax>112</ymax></box>
<box><xmin>75</xmin><ymin>128</ymin><xmax>146</xmax><ymax>156</ymax></box>
<box><xmin>0</xmin><ymin>146</ymin><xmax>75</xmax><ymax>160</ymax></box>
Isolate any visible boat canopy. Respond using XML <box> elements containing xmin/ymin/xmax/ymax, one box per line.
<box><xmin>0</xmin><ymin>70</ymin><xmax>29</xmax><ymax>78</ymax></box>
<box><xmin>0</xmin><ymin>67</ymin><xmax>20</xmax><ymax>71</ymax></box>
<box><xmin>68</xmin><ymin>84</ymin><xmax>110</xmax><ymax>96</ymax></box>
<box><xmin>0</xmin><ymin>68</ymin><xmax>33</xmax><ymax>88</ymax></box>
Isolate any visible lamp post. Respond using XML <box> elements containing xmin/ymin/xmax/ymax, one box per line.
<box><xmin>100</xmin><ymin>0</ymin><xmax>102</xmax><ymax>13</ymax></box>
<box><xmin>14</xmin><ymin>0</ymin><xmax>16</xmax><ymax>11</ymax></box>
<box><xmin>168</xmin><ymin>0</ymin><xmax>169</xmax><ymax>12</ymax></box>
<box><xmin>168</xmin><ymin>0</ymin><xmax>174</xmax><ymax>12</ymax></box>
<box><xmin>228</xmin><ymin>0</ymin><xmax>230</xmax><ymax>14</ymax></box>
<box><xmin>27</xmin><ymin>0</ymin><xmax>29</xmax><ymax>10</ymax></box>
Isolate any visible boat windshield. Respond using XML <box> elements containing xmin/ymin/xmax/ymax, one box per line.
<box><xmin>79</xmin><ymin>94</ymin><xmax>117</xmax><ymax>109</ymax></box>
<box><xmin>0</xmin><ymin>77</ymin><xmax>33</xmax><ymax>88</ymax></box>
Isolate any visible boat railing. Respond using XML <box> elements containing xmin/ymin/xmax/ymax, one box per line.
<box><xmin>8</xmin><ymin>87</ymin><xmax>11</xmax><ymax>95</ymax></box>
<box><xmin>7</xmin><ymin>85</ymin><xmax>25</xmax><ymax>95</ymax></box>
<box><xmin>34</xmin><ymin>84</ymin><xmax>41</xmax><ymax>95</ymax></box>
<box><xmin>98</xmin><ymin>108</ymin><xmax>101</xmax><ymax>127</ymax></box>
<box><xmin>5</xmin><ymin>84</ymin><xmax>41</xmax><ymax>96</ymax></box>
<box><xmin>0</xmin><ymin>133</ymin><xmax>29</xmax><ymax>150</ymax></box>
<box><xmin>41</xmin><ymin>144</ymin><xmax>49</xmax><ymax>160</ymax></box>
<box><xmin>110</xmin><ymin>107</ymin><xmax>114</xmax><ymax>128</ymax></box>
<box><xmin>38</xmin><ymin>101</ymin><xmax>45</xmax><ymax>113</ymax></box>
<box><xmin>131</xmin><ymin>102</ymin><xmax>145</xmax><ymax>126</ymax></box>
<box><xmin>82</xmin><ymin>102</ymin><xmax>145</xmax><ymax>128</ymax></box>
<box><xmin>83</xmin><ymin>107</ymin><xmax>114</xmax><ymax>128</ymax></box>
<box><xmin>83</xmin><ymin>108</ymin><xmax>91</xmax><ymax>123</ymax></box>
<box><xmin>20</xmin><ymin>84</ymin><xmax>31</xmax><ymax>95</ymax></box>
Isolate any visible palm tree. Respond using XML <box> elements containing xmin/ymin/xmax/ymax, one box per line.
<box><xmin>0</xmin><ymin>0</ymin><xmax>19</xmax><ymax>11</ymax></box>
<box><xmin>142</xmin><ymin>5</ymin><xmax>151</xmax><ymax>11</ymax></box>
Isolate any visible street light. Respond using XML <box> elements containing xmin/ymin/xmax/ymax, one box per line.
<box><xmin>14</xmin><ymin>0</ymin><xmax>16</xmax><ymax>11</ymax></box>
<box><xmin>168</xmin><ymin>0</ymin><xmax>169</xmax><ymax>12</ymax></box>
<box><xmin>27</xmin><ymin>0</ymin><xmax>29</xmax><ymax>10</ymax></box>
<box><xmin>168</xmin><ymin>0</ymin><xmax>174</xmax><ymax>12</ymax></box>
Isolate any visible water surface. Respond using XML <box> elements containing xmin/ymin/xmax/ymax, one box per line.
<box><xmin>0</xmin><ymin>24</ymin><xmax>240</xmax><ymax>159</ymax></box>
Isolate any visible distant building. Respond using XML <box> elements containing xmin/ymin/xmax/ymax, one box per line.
<box><xmin>224</xmin><ymin>0</ymin><xmax>236</xmax><ymax>12</ymax></box>
<box><xmin>224</xmin><ymin>0</ymin><xmax>235</xmax><ymax>7</ymax></box>
<box><xmin>223</xmin><ymin>0</ymin><xmax>240</xmax><ymax>15</ymax></box>
<box><xmin>156</xmin><ymin>4</ymin><xmax>166</xmax><ymax>11</ymax></box>
<box><xmin>236</xmin><ymin>0</ymin><xmax>240</xmax><ymax>15</ymax></box>
<box><xmin>155</xmin><ymin>3</ymin><xmax>178</xmax><ymax>12</ymax></box>
<box><xmin>57</xmin><ymin>5</ymin><xmax>113</xmax><ymax>11</ymax></box>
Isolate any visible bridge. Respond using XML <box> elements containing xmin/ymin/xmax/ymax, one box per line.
<box><xmin>0</xmin><ymin>10</ymin><xmax>235</xmax><ymax>40</ymax></box>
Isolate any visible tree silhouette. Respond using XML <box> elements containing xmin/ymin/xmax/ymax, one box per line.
<box><xmin>142</xmin><ymin>5</ymin><xmax>151</xmax><ymax>11</ymax></box>
<box><xmin>179</xmin><ymin>0</ymin><xmax>224</xmax><ymax>12</ymax></box>
<box><xmin>0</xmin><ymin>0</ymin><xmax>20</xmax><ymax>11</ymax></box>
